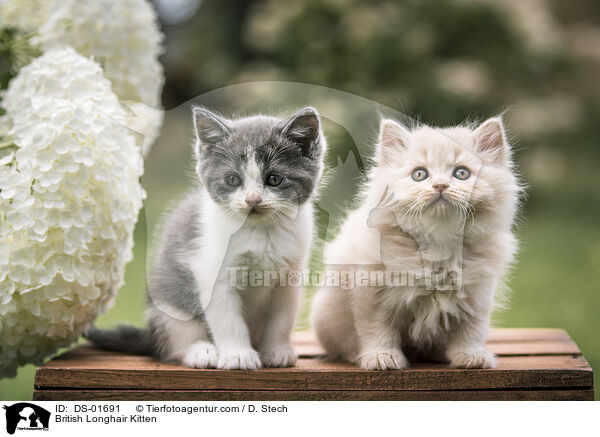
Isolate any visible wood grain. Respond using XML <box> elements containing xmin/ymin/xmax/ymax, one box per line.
<box><xmin>33</xmin><ymin>328</ymin><xmax>594</xmax><ymax>401</ymax></box>
<box><xmin>34</xmin><ymin>389</ymin><xmax>594</xmax><ymax>401</ymax></box>
<box><xmin>35</xmin><ymin>354</ymin><xmax>592</xmax><ymax>391</ymax></box>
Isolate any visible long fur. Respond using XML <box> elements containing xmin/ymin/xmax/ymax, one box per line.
<box><xmin>311</xmin><ymin>116</ymin><xmax>523</xmax><ymax>370</ymax></box>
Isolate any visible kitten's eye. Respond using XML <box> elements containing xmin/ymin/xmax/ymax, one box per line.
<box><xmin>411</xmin><ymin>168</ymin><xmax>429</xmax><ymax>182</ymax></box>
<box><xmin>453</xmin><ymin>167</ymin><xmax>471</xmax><ymax>180</ymax></box>
<box><xmin>266</xmin><ymin>174</ymin><xmax>283</xmax><ymax>187</ymax></box>
<box><xmin>225</xmin><ymin>174</ymin><xmax>241</xmax><ymax>186</ymax></box>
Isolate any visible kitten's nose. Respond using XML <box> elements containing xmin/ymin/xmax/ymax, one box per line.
<box><xmin>245</xmin><ymin>192</ymin><xmax>262</xmax><ymax>208</ymax></box>
<box><xmin>433</xmin><ymin>183</ymin><xmax>449</xmax><ymax>193</ymax></box>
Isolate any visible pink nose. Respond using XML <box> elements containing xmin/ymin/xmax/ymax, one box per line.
<box><xmin>433</xmin><ymin>183</ymin><xmax>449</xmax><ymax>193</ymax></box>
<box><xmin>245</xmin><ymin>192</ymin><xmax>262</xmax><ymax>208</ymax></box>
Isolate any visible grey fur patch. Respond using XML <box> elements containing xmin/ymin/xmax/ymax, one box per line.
<box><xmin>194</xmin><ymin>106</ymin><xmax>324</xmax><ymax>205</ymax></box>
<box><xmin>87</xmin><ymin>108</ymin><xmax>325</xmax><ymax>361</ymax></box>
<box><xmin>148</xmin><ymin>192</ymin><xmax>205</xmax><ymax>317</ymax></box>
<box><xmin>84</xmin><ymin>325</ymin><xmax>153</xmax><ymax>355</ymax></box>
<box><xmin>87</xmin><ymin>192</ymin><xmax>207</xmax><ymax>360</ymax></box>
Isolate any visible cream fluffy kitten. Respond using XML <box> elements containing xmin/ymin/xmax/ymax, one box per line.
<box><xmin>311</xmin><ymin>116</ymin><xmax>521</xmax><ymax>369</ymax></box>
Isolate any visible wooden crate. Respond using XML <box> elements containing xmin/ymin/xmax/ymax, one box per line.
<box><xmin>33</xmin><ymin>329</ymin><xmax>593</xmax><ymax>401</ymax></box>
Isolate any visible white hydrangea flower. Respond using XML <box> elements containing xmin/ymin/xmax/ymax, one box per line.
<box><xmin>0</xmin><ymin>0</ymin><xmax>54</xmax><ymax>31</ymax></box>
<box><xmin>35</xmin><ymin>0</ymin><xmax>164</xmax><ymax>107</ymax></box>
<box><xmin>0</xmin><ymin>47</ymin><xmax>145</xmax><ymax>377</ymax></box>
<box><xmin>1</xmin><ymin>0</ymin><xmax>164</xmax><ymax>108</ymax></box>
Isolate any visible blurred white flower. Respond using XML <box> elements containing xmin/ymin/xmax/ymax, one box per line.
<box><xmin>1</xmin><ymin>0</ymin><xmax>165</xmax><ymax>155</ymax></box>
<box><xmin>1</xmin><ymin>0</ymin><xmax>164</xmax><ymax>108</ymax></box>
<box><xmin>0</xmin><ymin>0</ymin><xmax>54</xmax><ymax>31</ymax></box>
<box><xmin>0</xmin><ymin>47</ymin><xmax>144</xmax><ymax>377</ymax></box>
<box><xmin>34</xmin><ymin>0</ymin><xmax>164</xmax><ymax>108</ymax></box>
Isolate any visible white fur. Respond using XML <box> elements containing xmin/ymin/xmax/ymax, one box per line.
<box><xmin>182</xmin><ymin>341</ymin><xmax>218</xmax><ymax>369</ymax></box>
<box><xmin>312</xmin><ymin>117</ymin><xmax>521</xmax><ymax>369</ymax></box>
<box><xmin>180</xmin><ymin>167</ymin><xmax>314</xmax><ymax>369</ymax></box>
<box><xmin>148</xmin><ymin>302</ymin><xmax>212</xmax><ymax>365</ymax></box>
<box><xmin>151</xmin><ymin>109</ymin><xmax>325</xmax><ymax>370</ymax></box>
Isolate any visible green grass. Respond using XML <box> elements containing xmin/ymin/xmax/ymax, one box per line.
<box><xmin>2</xmin><ymin>192</ymin><xmax>599</xmax><ymax>400</ymax></box>
<box><xmin>496</xmin><ymin>208</ymin><xmax>600</xmax><ymax>399</ymax></box>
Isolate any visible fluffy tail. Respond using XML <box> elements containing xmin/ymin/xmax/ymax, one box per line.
<box><xmin>84</xmin><ymin>325</ymin><xmax>154</xmax><ymax>356</ymax></box>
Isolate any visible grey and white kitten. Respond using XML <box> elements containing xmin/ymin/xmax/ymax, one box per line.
<box><xmin>87</xmin><ymin>106</ymin><xmax>326</xmax><ymax>369</ymax></box>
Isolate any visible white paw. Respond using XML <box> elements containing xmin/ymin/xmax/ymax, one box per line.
<box><xmin>358</xmin><ymin>349</ymin><xmax>409</xmax><ymax>370</ymax></box>
<box><xmin>449</xmin><ymin>348</ymin><xmax>497</xmax><ymax>369</ymax></box>
<box><xmin>260</xmin><ymin>345</ymin><xmax>297</xmax><ymax>368</ymax></box>
<box><xmin>181</xmin><ymin>341</ymin><xmax>218</xmax><ymax>369</ymax></box>
<box><xmin>217</xmin><ymin>348</ymin><xmax>262</xmax><ymax>370</ymax></box>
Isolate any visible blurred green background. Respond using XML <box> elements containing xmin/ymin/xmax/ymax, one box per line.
<box><xmin>2</xmin><ymin>0</ymin><xmax>600</xmax><ymax>399</ymax></box>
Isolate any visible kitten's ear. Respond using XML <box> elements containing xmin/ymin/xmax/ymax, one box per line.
<box><xmin>192</xmin><ymin>106</ymin><xmax>231</xmax><ymax>151</ymax></box>
<box><xmin>474</xmin><ymin>117</ymin><xmax>509</xmax><ymax>164</ymax></box>
<box><xmin>279</xmin><ymin>107</ymin><xmax>321</xmax><ymax>156</ymax></box>
<box><xmin>377</xmin><ymin>118</ymin><xmax>410</xmax><ymax>164</ymax></box>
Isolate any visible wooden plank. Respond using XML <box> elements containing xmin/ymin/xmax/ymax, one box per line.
<box><xmin>488</xmin><ymin>340</ymin><xmax>580</xmax><ymax>356</ymax></box>
<box><xmin>35</xmin><ymin>354</ymin><xmax>593</xmax><ymax>391</ymax></box>
<box><xmin>294</xmin><ymin>329</ymin><xmax>572</xmax><ymax>347</ymax></box>
<box><xmin>486</xmin><ymin>329</ymin><xmax>570</xmax><ymax>343</ymax></box>
<box><xmin>292</xmin><ymin>331</ymin><xmax>581</xmax><ymax>357</ymax></box>
<box><xmin>33</xmin><ymin>389</ymin><xmax>594</xmax><ymax>401</ymax></box>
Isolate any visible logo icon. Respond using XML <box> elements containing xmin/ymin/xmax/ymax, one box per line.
<box><xmin>3</xmin><ymin>403</ymin><xmax>50</xmax><ymax>435</ymax></box>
